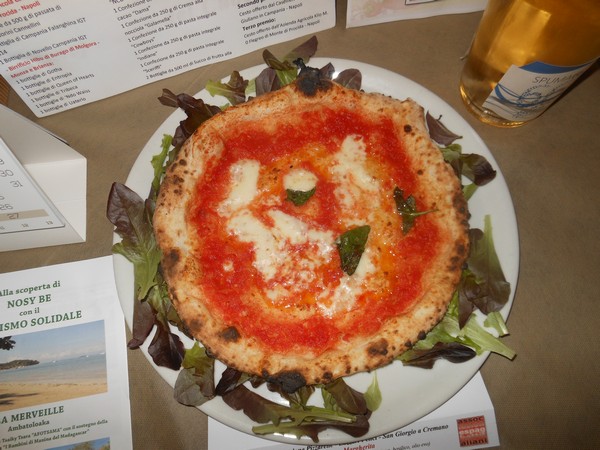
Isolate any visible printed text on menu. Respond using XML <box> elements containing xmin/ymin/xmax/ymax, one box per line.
<box><xmin>0</xmin><ymin>0</ymin><xmax>335</xmax><ymax>117</ymax></box>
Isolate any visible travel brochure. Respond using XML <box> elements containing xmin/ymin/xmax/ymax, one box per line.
<box><xmin>0</xmin><ymin>257</ymin><xmax>132</xmax><ymax>450</ymax></box>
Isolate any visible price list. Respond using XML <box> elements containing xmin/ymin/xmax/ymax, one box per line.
<box><xmin>0</xmin><ymin>137</ymin><xmax>65</xmax><ymax>234</ymax></box>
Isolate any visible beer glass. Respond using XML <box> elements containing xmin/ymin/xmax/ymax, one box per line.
<box><xmin>459</xmin><ymin>0</ymin><xmax>600</xmax><ymax>127</ymax></box>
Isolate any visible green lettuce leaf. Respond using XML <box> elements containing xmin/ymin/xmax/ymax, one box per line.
<box><xmin>205</xmin><ymin>70</ymin><xmax>249</xmax><ymax>106</ymax></box>
<box><xmin>174</xmin><ymin>342</ymin><xmax>215</xmax><ymax>406</ymax></box>
<box><xmin>466</xmin><ymin>215</ymin><xmax>511</xmax><ymax>314</ymax></box>
<box><xmin>107</xmin><ymin>183</ymin><xmax>160</xmax><ymax>301</ymax></box>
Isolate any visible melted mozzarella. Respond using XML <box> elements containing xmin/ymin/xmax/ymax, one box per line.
<box><xmin>228</xmin><ymin>210</ymin><xmax>284</xmax><ymax>281</ymax></box>
<box><xmin>268</xmin><ymin>210</ymin><xmax>334</xmax><ymax>252</ymax></box>
<box><xmin>331</xmin><ymin>135</ymin><xmax>381</xmax><ymax>216</ymax></box>
<box><xmin>317</xmin><ymin>245</ymin><xmax>376</xmax><ymax>317</ymax></box>
<box><xmin>218</xmin><ymin>135</ymin><xmax>382</xmax><ymax>314</ymax></box>
<box><xmin>283</xmin><ymin>168</ymin><xmax>318</xmax><ymax>192</ymax></box>
<box><xmin>218</xmin><ymin>159</ymin><xmax>260</xmax><ymax>216</ymax></box>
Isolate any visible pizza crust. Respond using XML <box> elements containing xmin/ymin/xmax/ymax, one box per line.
<box><xmin>154</xmin><ymin>75</ymin><xmax>469</xmax><ymax>388</ymax></box>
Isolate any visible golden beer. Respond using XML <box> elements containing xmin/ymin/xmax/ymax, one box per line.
<box><xmin>460</xmin><ymin>0</ymin><xmax>600</xmax><ymax>127</ymax></box>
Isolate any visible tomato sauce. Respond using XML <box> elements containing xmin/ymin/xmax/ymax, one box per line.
<box><xmin>190</xmin><ymin>107</ymin><xmax>440</xmax><ymax>354</ymax></box>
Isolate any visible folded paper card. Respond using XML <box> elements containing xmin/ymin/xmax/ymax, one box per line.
<box><xmin>0</xmin><ymin>105</ymin><xmax>86</xmax><ymax>251</ymax></box>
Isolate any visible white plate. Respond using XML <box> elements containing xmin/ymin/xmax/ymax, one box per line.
<box><xmin>113</xmin><ymin>58</ymin><xmax>519</xmax><ymax>445</ymax></box>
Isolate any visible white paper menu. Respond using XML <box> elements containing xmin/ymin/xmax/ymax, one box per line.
<box><xmin>0</xmin><ymin>256</ymin><xmax>132</xmax><ymax>450</ymax></box>
<box><xmin>0</xmin><ymin>0</ymin><xmax>336</xmax><ymax>117</ymax></box>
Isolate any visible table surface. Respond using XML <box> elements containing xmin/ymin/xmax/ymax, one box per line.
<box><xmin>2</xmin><ymin>3</ymin><xmax>599</xmax><ymax>449</ymax></box>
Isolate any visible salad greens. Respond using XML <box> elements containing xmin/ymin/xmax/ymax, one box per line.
<box><xmin>106</xmin><ymin>36</ymin><xmax>515</xmax><ymax>442</ymax></box>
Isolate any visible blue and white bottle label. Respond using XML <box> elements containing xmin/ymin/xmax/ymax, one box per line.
<box><xmin>483</xmin><ymin>59</ymin><xmax>596</xmax><ymax>121</ymax></box>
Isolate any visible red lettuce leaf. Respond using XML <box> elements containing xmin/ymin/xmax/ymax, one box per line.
<box><xmin>157</xmin><ymin>89</ymin><xmax>221</xmax><ymax>148</ymax></box>
<box><xmin>127</xmin><ymin>300</ymin><xmax>155</xmax><ymax>349</ymax></box>
<box><xmin>401</xmin><ymin>342</ymin><xmax>477</xmax><ymax>369</ymax></box>
<box><xmin>323</xmin><ymin>378</ymin><xmax>368</xmax><ymax>415</ymax></box>
<box><xmin>174</xmin><ymin>367</ymin><xmax>214</xmax><ymax>406</ymax></box>
<box><xmin>334</xmin><ymin>68</ymin><xmax>362</xmax><ymax>90</ymax></box>
<box><xmin>426</xmin><ymin>112</ymin><xmax>462</xmax><ymax>146</ymax></box>
<box><xmin>221</xmin><ymin>384</ymin><xmax>288</xmax><ymax>425</ymax></box>
<box><xmin>255</xmin><ymin>67</ymin><xmax>281</xmax><ymax>96</ymax></box>
<box><xmin>461</xmin><ymin>153</ymin><xmax>497</xmax><ymax>186</ymax></box>
<box><xmin>466</xmin><ymin>218</ymin><xmax>511</xmax><ymax>314</ymax></box>
<box><xmin>147</xmin><ymin>320</ymin><xmax>185</xmax><ymax>371</ymax></box>
<box><xmin>283</xmin><ymin>35</ymin><xmax>318</xmax><ymax>63</ymax></box>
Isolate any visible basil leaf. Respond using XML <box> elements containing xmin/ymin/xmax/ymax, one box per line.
<box><xmin>393</xmin><ymin>187</ymin><xmax>436</xmax><ymax>235</ymax></box>
<box><xmin>336</xmin><ymin>225</ymin><xmax>370</xmax><ymax>275</ymax></box>
<box><xmin>286</xmin><ymin>187</ymin><xmax>316</xmax><ymax>206</ymax></box>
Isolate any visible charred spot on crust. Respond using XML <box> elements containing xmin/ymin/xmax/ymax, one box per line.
<box><xmin>455</xmin><ymin>241</ymin><xmax>467</xmax><ymax>257</ymax></box>
<box><xmin>264</xmin><ymin>370</ymin><xmax>307</xmax><ymax>394</ymax></box>
<box><xmin>162</xmin><ymin>249</ymin><xmax>181</xmax><ymax>275</ymax></box>
<box><xmin>417</xmin><ymin>330</ymin><xmax>427</xmax><ymax>341</ymax></box>
<box><xmin>449</xmin><ymin>241</ymin><xmax>468</xmax><ymax>271</ymax></box>
<box><xmin>367</xmin><ymin>338</ymin><xmax>389</xmax><ymax>356</ymax></box>
<box><xmin>174</xmin><ymin>174</ymin><xmax>184</xmax><ymax>184</ymax></box>
<box><xmin>219</xmin><ymin>326</ymin><xmax>240</xmax><ymax>342</ymax></box>
<box><xmin>294</xmin><ymin>58</ymin><xmax>331</xmax><ymax>96</ymax></box>
<box><xmin>453</xmin><ymin>190</ymin><xmax>469</xmax><ymax>217</ymax></box>
<box><xmin>320</xmin><ymin>371</ymin><xmax>333</xmax><ymax>384</ymax></box>
<box><xmin>449</xmin><ymin>256</ymin><xmax>462</xmax><ymax>271</ymax></box>
<box><xmin>187</xmin><ymin>318</ymin><xmax>203</xmax><ymax>333</ymax></box>
<box><xmin>403</xmin><ymin>124</ymin><xmax>413</xmax><ymax>133</ymax></box>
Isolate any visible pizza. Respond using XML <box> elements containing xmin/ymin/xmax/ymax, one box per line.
<box><xmin>153</xmin><ymin>69</ymin><xmax>469</xmax><ymax>390</ymax></box>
